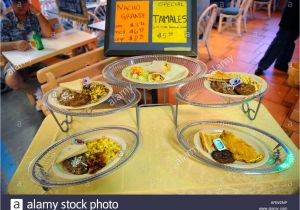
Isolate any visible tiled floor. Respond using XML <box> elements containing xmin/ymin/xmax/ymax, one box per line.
<box><xmin>199</xmin><ymin>11</ymin><xmax>300</xmax><ymax>148</ymax></box>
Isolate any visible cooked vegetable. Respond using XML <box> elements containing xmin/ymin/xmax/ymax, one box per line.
<box><xmin>85</xmin><ymin>136</ymin><xmax>122</xmax><ymax>165</ymax></box>
<box><xmin>83</xmin><ymin>82</ymin><xmax>109</xmax><ymax>103</ymax></box>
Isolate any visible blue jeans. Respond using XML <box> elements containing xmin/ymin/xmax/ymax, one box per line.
<box><xmin>258</xmin><ymin>28</ymin><xmax>299</xmax><ymax>71</ymax></box>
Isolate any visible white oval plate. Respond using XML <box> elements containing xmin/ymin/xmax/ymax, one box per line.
<box><xmin>48</xmin><ymin>81</ymin><xmax>113</xmax><ymax>110</ymax></box>
<box><xmin>52</xmin><ymin>134</ymin><xmax>126</xmax><ymax>180</ymax></box>
<box><xmin>204</xmin><ymin>72</ymin><xmax>267</xmax><ymax>99</ymax></box>
<box><xmin>193</xmin><ymin>129</ymin><xmax>269</xmax><ymax>169</ymax></box>
<box><xmin>121</xmin><ymin>62</ymin><xmax>189</xmax><ymax>84</ymax></box>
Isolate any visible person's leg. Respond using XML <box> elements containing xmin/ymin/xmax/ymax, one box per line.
<box><xmin>4</xmin><ymin>63</ymin><xmax>36</xmax><ymax>94</ymax></box>
<box><xmin>255</xmin><ymin>28</ymin><xmax>288</xmax><ymax>75</ymax></box>
<box><xmin>274</xmin><ymin>31</ymin><xmax>299</xmax><ymax>71</ymax></box>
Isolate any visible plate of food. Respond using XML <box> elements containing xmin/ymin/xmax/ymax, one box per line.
<box><xmin>30</xmin><ymin>126</ymin><xmax>139</xmax><ymax>186</ymax></box>
<box><xmin>48</xmin><ymin>78</ymin><xmax>113</xmax><ymax>110</ymax></box>
<box><xmin>193</xmin><ymin>129</ymin><xmax>269</xmax><ymax>169</ymax></box>
<box><xmin>204</xmin><ymin>70</ymin><xmax>267</xmax><ymax>98</ymax></box>
<box><xmin>121</xmin><ymin>60</ymin><xmax>189</xmax><ymax>84</ymax></box>
<box><xmin>52</xmin><ymin>135</ymin><xmax>126</xmax><ymax>180</ymax></box>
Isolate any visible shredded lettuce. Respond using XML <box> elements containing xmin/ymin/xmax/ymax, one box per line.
<box><xmin>124</xmin><ymin>67</ymin><xmax>149</xmax><ymax>81</ymax></box>
<box><xmin>124</xmin><ymin>69</ymin><xmax>131</xmax><ymax>77</ymax></box>
<box><xmin>138</xmin><ymin>75</ymin><xmax>147</xmax><ymax>82</ymax></box>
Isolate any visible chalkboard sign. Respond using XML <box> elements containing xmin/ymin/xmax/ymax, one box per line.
<box><xmin>56</xmin><ymin>0</ymin><xmax>89</xmax><ymax>23</ymax></box>
<box><xmin>104</xmin><ymin>0</ymin><xmax>198</xmax><ymax>57</ymax></box>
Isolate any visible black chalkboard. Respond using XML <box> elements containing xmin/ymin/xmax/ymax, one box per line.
<box><xmin>56</xmin><ymin>0</ymin><xmax>89</xmax><ymax>23</ymax></box>
<box><xmin>104</xmin><ymin>0</ymin><xmax>198</xmax><ymax>57</ymax></box>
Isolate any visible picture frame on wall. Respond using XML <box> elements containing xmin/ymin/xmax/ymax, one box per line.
<box><xmin>104</xmin><ymin>0</ymin><xmax>198</xmax><ymax>57</ymax></box>
<box><xmin>55</xmin><ymin>0</ymin><xmax>89</xmax><ymax>23</ymax></box>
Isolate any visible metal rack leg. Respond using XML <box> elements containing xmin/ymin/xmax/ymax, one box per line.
<box><xmin>175</xmin><ymin>101</ymin><xmax>179</xmax><ymax>128</ymax></box>
<box><xmin>163</xmin><ymin>88</ymin><xmax>167</xmax><ymax>104</ymax></box>
<box><xmin>35</xmin><ymin>163</ymin><xmax>50</xmax><ymax>191</ymax></box>
<box><xmin>143</xmin><ymin>88</ymin><xmax>147</xmax><ymax>104</ymax></box>
<box><xmin>242</xmin><ymin>97</ymin><xmax>263</xmax><ymax>120</ymax></box>
<box><xmin>49</xmin><ymin>110</ymin><xmax>72</xmax><ymax>132</ymax></box>
<box><xmin>136</xmin><ymin>105</ymin><xmax>140</xmax><ymax>132</ymax></box>
<box><xmin>170</xmin><ymin>104</ymin><xmax>176</xmax><ymax>125</ymax></box>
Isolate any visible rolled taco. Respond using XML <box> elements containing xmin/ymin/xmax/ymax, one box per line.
<box><xmin>55</xmin><ymin>144</ymin><xmax>88</xmax><ymax>164</ymax></box>
<box><xmin>148</xmin><ymin>73</ymin><xmax>165</xmax><ymax>82</ymax></box>
<box><xmin>144</xmin><ymin>61</ymin><xmax>171</xmax><ymax>74</ymax></box>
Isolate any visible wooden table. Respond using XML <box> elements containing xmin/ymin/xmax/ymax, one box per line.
<box><xmin>8</xmin><ymin>104</ymin><xmax>299</xmax><ymax>194</ymax></box>
<box><xmin>1</xmin><ymin>29</ymin><xmax>98</xmax><ymax>70</ymax></box>
<box><xmin>89</xmin><ymin>21</ymin><xmax>106</xmax><ymax>31</ymax></box>
<box><xmin>86</xmin><ymin>2</ymin><xmax>98</xmax><ymax>10</ymax></box>
<box><xmin>86</xmin><ymin>0</ymin><xmax>107</xmax><ymax>10</ymax></box>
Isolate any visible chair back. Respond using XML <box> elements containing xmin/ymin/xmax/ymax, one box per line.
<box><xmin>94</xmin><ymin>5</ymin><xmax>107</xmax><ymax>21</ymax></box>
<box><xmin>198</xmin><ymin>4</ymin><xmax>218</xmax><ymax>42</ymax></box>
<box><xmin>36</xmin><ymin>47</ymin><xmax>111</xmax><ymax>93</ymax></box>
<box><xmin>88</xmin><ymin>12</ymin><xmax>100</xmax><ymax>24</ymax></box>
<box><xmin>238</xmin><ymin>0</ymin><xmax>253</xmax><ymax>16</ymax></box>
<box><xmin>230</xmin><ymin>0</ymin><xmax>252</xmax><ymax>16</ymax></box>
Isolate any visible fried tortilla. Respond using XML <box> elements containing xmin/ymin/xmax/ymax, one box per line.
<box><xmin>199</xmin><ymin>132</ymin><xmax>222</xmax><ymax>153</ymax></box>
<box><xmin>206</xmin><ymin>70</ymin><xmax>234</xmax><ymax>82</ymax></box>
<box><xmin>59</xmin><ymin>79</ymin><xmax>84</xmax><ymax>93</ymax></box>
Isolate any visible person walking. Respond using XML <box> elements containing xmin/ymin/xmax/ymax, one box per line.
<box><xmin>254</xmin><ymin>0</ymin><xmax>299</xmax><ymax>75</ymax></box>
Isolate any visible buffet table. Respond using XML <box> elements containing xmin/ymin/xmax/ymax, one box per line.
<box><xmin>89</xmin><ymin>21</ymin><xmax>106</xmax><ymax>31</ymax></box>
<box><xmin>8</xmin><ymin>104</ymin><xmax>299</xmax><ymax>194</ymax></box>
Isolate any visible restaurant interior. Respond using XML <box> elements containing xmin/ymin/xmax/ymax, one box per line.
<box><xmin>1</xmin><ymin>0</ymin><xmax>299</xmax><ymax>195</ymax></box>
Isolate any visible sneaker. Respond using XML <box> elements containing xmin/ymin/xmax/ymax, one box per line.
<box><xmin>34</xmin><ymin>88</ymin><xmax>43</xmax><ymax>112</ymax></box>
<box><xmin>34</xmin><ymin>88</ymin><xmax>43</xmax><ymax>101</ymax></box>
<box><xmin>274</xmin><ymin>65</ymin><xmax>288</xmax><ymax>72</ymax></box>
<box><xmin>35</xmin><ymin>103</ymin><xmax>41</xmax><ymax>111</ymax></box>
<box><xmin>254</xmin><ymin>68</ymin><xmax>264</xmax><ymax>76</ymax></box>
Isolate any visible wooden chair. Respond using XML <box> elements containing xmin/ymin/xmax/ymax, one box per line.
<box><xmin>94</xmin><ymin>4</ymin><xmax>107</xmax><ymax>21</ymax></box>
<box><xmin>73</xmin><ymin>11</ymin><xmax>100</xmax><ymax>33</ymax></box>
<box><xmin>36</xmin><ymin>47</ymin><xmax>119</xmax><ymax>115</ymax></box>
<box><xmin>253</xmin><ymin>0</ymin><xmax>272</xmax><ymax>18</ymax></box>
<box><xmin>198</xmin><ymin>4</ymin><xmax>218</xmax><ymax>59</ymax></box>
<box><xmin>218</xmin><ymin>0</ymin><xmax>253</xmax><ymax>36</ymax></box>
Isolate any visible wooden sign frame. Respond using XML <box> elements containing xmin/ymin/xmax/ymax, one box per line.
<box><xmin>55</xmin><ymin>0</ymin><xmax>89</xmax><ymax>23</ymax></box>
<box><xmin>104</xmin><ymin>0</ymin><xmax>198</xmax><ymax>57</ymax></box>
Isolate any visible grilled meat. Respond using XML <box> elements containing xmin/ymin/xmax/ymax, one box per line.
<box><xmin>234</xmin><ymin>83</ymin><xmax>256</xmax><ymax>95</ymax></box>
<box><xmin>210</xmin><ymin>81</ymin><xmax>236</xmax><ymax>95</ymax></box>
<box><xmin>58</xmin><ymin>89</ymin><xmax>91</xmax><ymax>107</ymax></box>
<box><xmin>62</xmin><ymin>154</ymin><xmax>89</xmax><ymax>175</ymax></box>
